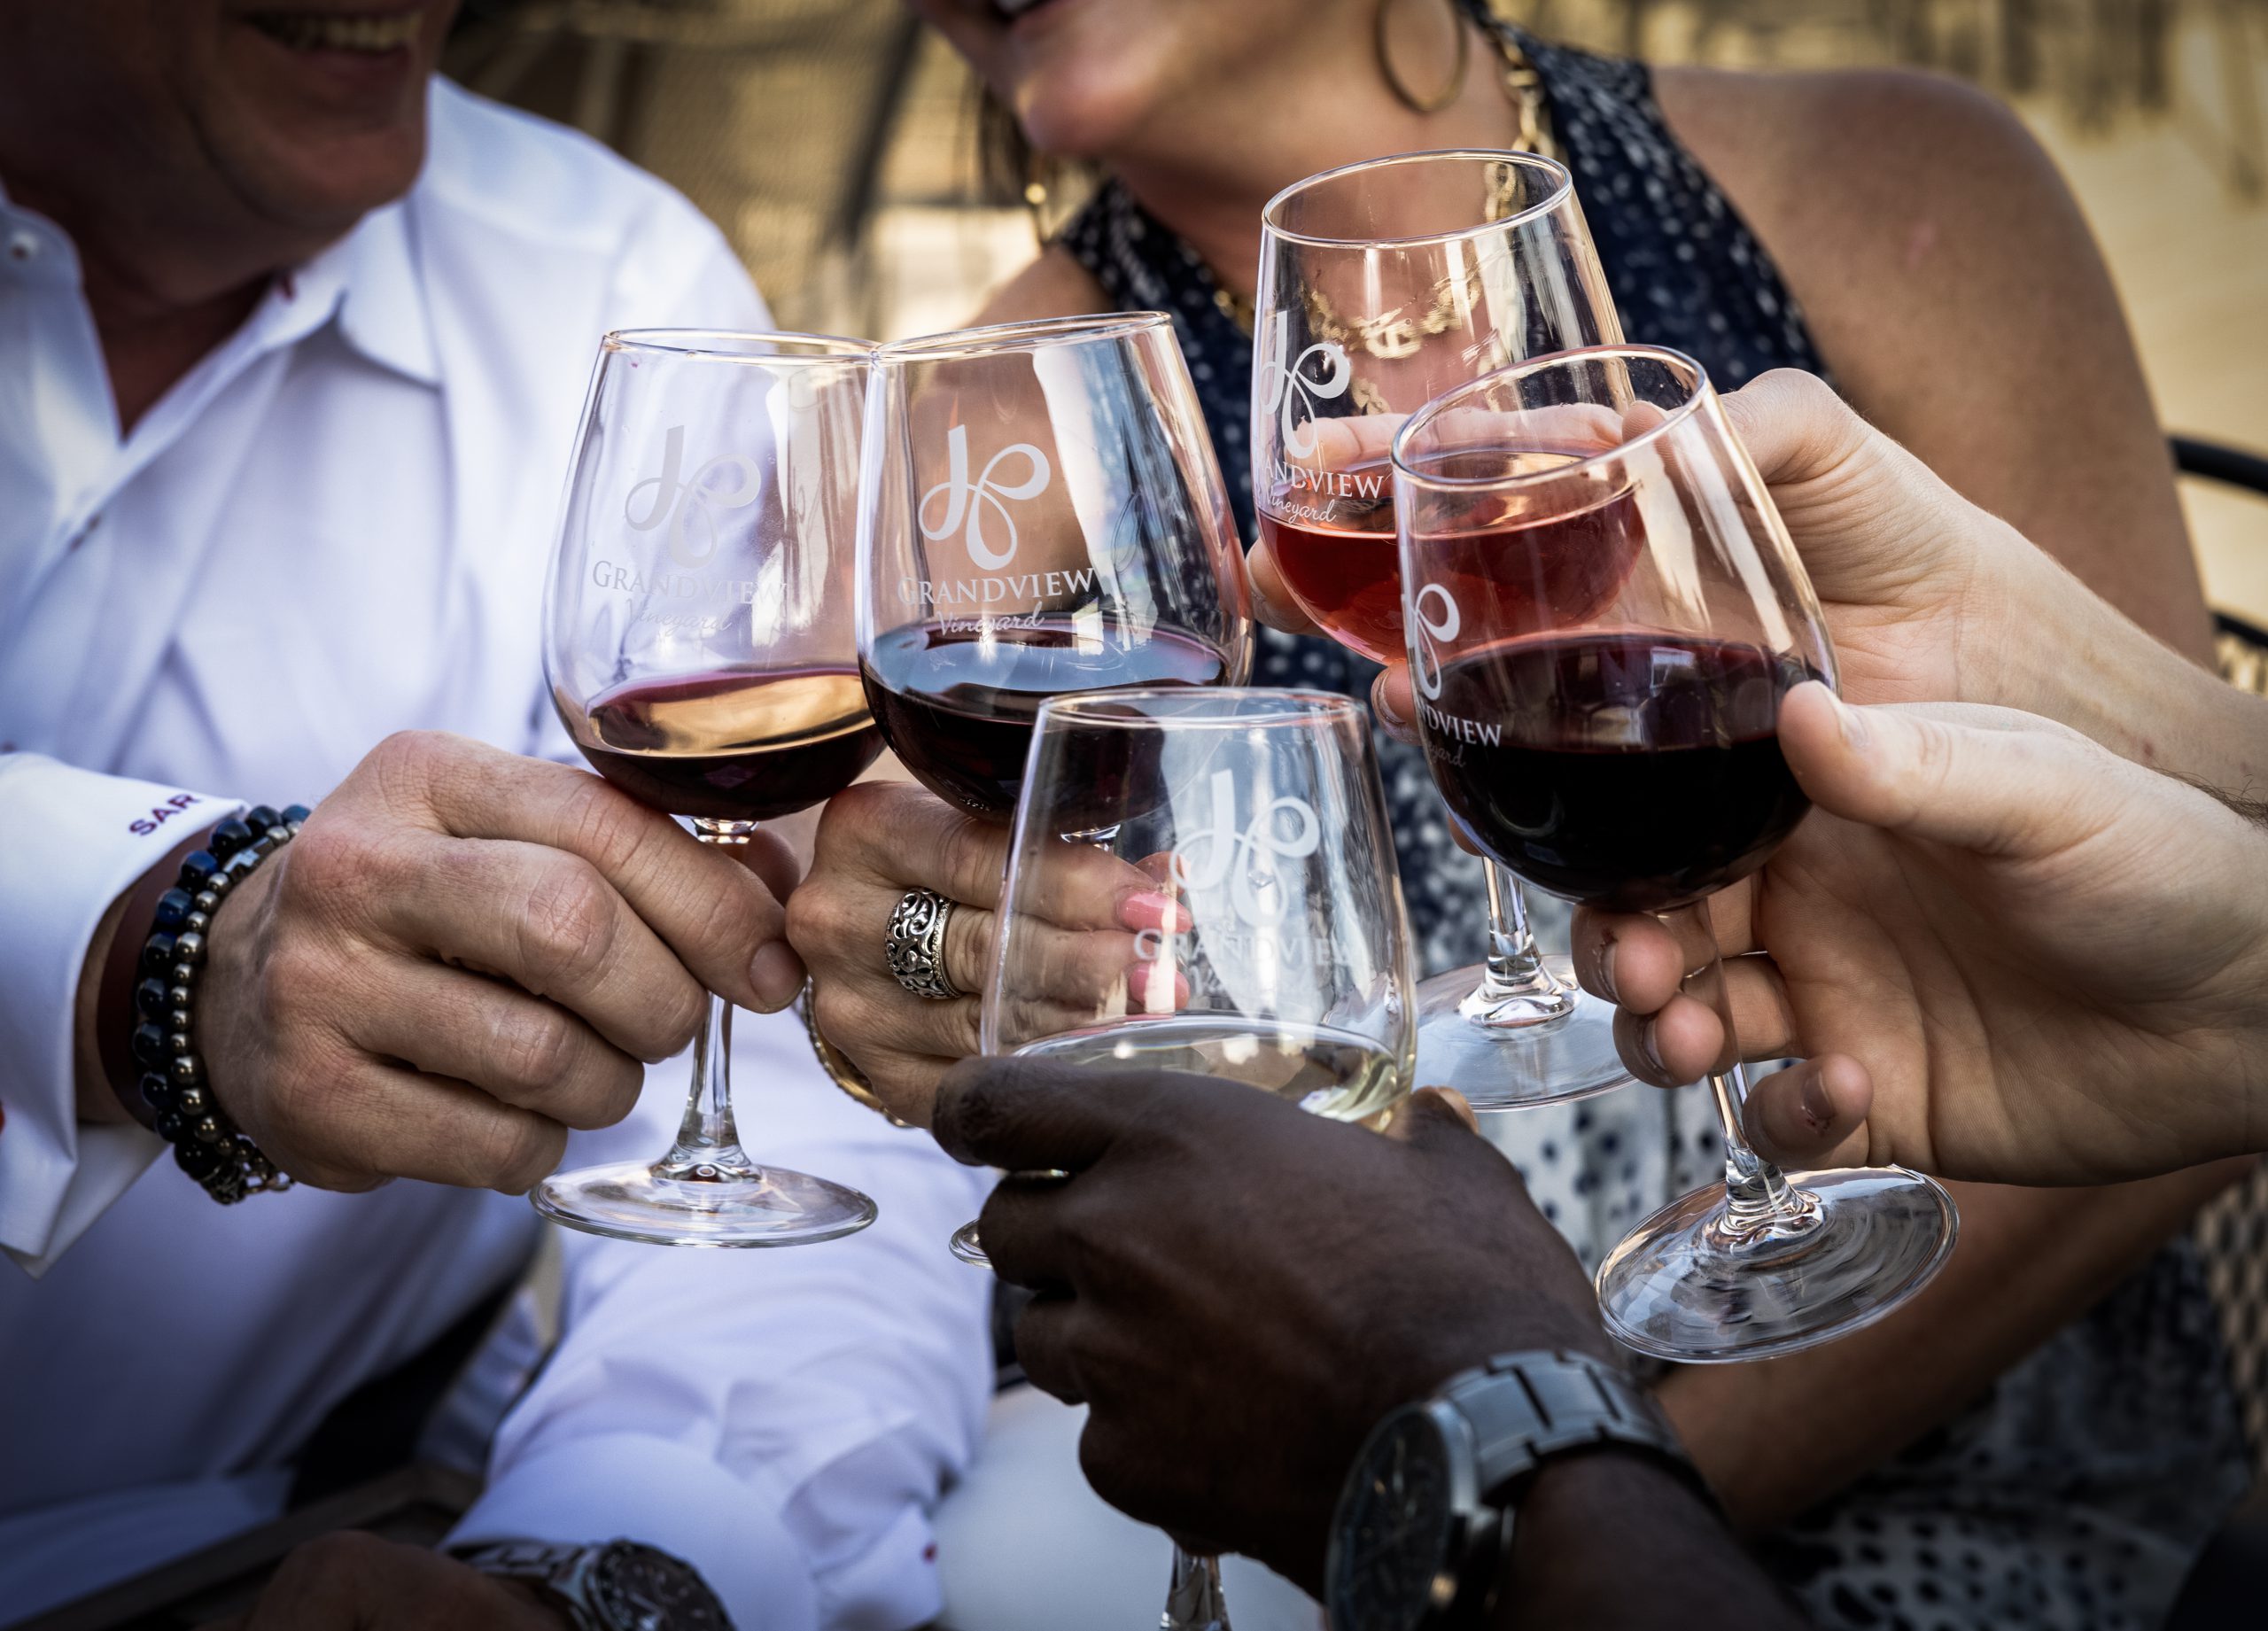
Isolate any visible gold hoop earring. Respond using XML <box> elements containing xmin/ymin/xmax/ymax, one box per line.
<box><xmin>1376</xmin><ymin>0</ymin><xmax>1471</xmax><ymax>114</ymax></box>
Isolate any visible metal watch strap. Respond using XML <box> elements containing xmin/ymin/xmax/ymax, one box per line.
<box><xmin>455</xmin><ymin>1540</ymin><xmax>604</xmax><ymax>1631</ymax></box>
<box><xmin>1441</xmin><ymin>1349</ymin><xmax>1702</xmax><ymax>1509</ymax></box>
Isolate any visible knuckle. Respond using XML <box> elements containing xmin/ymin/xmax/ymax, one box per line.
<box><xmin>489</xmin><ymin>1005</ymin><xmax>579</xmax><ymax>1093</ymax></box>
<box><xmin>935</xmin><ymin>818</ymin><xmax>1000</xmax><ymax>907</ymax></box>
<box><xmin>563</xmin><ymin>777</ymin><xmax>657</xmax><ymax>878</ymax></box>
<box><xmin>517</xmin><ymin>858</ymin><xmax>619</xmax><ymax>994</ymax></box>
<box><xmin>465</xmin><ymin>1111</ymin><xmax>562</xmax><ymax>1192</ymax></box>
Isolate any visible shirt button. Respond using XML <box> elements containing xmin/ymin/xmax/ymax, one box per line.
<box><xmin>6</xmin><ymin>230</ymin><xmax>36</xmax><ymax>261</ymax></box>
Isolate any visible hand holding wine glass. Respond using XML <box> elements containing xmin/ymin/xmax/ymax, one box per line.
<box><xmin>1569</xmin><ymin>685</ymin><xmax>2268</xmax><ymax>1189</ymax></box>
<box><xmin>1393</xmin><ymin>345</ymin><xmax>1959</xmax><ymax>1363</ymax></box>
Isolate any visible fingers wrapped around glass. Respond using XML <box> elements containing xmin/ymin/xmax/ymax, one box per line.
<box><xmin>1390</xmin><ymin>345</ymin><xmax>1959</xmax><ymax>1362</ymax></box>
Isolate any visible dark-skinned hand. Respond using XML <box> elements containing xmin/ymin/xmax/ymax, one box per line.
<box><xmin>932</xmin><ymin>1058</ymin><xmax>1613</xmax><ymax>1595</ymax></box>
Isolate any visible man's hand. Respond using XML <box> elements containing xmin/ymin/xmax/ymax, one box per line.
<box><xmin>933</xmin><ymin>1059</ymin><xmax>1611</xmax><ymax>1593</ymax></box>
<box><xmin>199</xmin><ymin>731</ymin><xmax>803</xmax><ymax>1192</ymax></box>
<box><xmin>205</xmin><ymin>1534</ymin><xmax>566</xmax><ymax>1629</ymax></box>
<box><xmin>1574</xmin><ymin>685</ymin><xmax>2268</xmax><ymax>1186</ymax></box>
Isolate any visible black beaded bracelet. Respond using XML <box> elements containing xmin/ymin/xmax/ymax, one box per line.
<box><xmin>128</xmin><ymin>804</ymin><xmax>309</xmax><ymax>1205</ymax></box>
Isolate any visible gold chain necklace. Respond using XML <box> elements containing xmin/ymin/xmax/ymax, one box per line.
<box><xmin>1214</xmin><ymin>28</ymin><xmax>1557</xmax><ymax>341</ymax></box>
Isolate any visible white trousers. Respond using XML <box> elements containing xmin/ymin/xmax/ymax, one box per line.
<box><xmin>935</xmin><ymin>1386</ymin><xmax>1327</xmax><ymax>1631</ymax></box>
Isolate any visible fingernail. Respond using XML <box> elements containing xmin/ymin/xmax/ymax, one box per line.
<box><xmin>1592</xmin><ymin>936</ymin><xmax>1619</xmax><ymax>1003</ymax></box>
<box><xmin>1120</xmin><ymin>889</ymin><xmax>1192</xmax><ymax>933</ymax></box>
<box><xmin>750</xmin><ymin>940</ymin><xmax>807</xmax><ymax>1011</ymax></box>
<box><xmin>1830</xmin><ymin>690</ymin><xmax>1869</xmax><ymax>750</ymax></box>
<box><xmin>1373</xmin><ymin>685</ymin><xmax>1410</xmax><ymax>734</ymax></box>
<box><xmin>1798</xmin><ymin>1062</ymin><xmax>1836</xmax><ymax>1133</ymax></box>
<box><xmin>1635</xmin><ymin>1021</ymin><xmax>1668</xmax><ymax>1082</ymax></box>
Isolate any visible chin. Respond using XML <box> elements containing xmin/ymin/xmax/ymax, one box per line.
<box><xmin>1011</xmin><ymin>58</ymin><xmax>1170</xmax><ymax>161</ymax></box>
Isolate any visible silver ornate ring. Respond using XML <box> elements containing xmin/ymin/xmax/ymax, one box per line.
<box><xmin>885</xmin><ymin>888</ymin><xmax>963</xmax><ymax>1001</ymax></box>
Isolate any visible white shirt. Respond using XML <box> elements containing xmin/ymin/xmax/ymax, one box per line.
<box><xmin>0</xmin><ymin>80</ymin><xmax>990</xmax><ymax>1628</ymax></box>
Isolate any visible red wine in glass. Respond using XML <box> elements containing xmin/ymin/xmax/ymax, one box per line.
<box><xmin>860</xmin><ymin>614</ymin><xmax>1231</xmax><ymax>820</ymax></box>
<box><xmin>1262</xmin><ymin>450</ymin><xmax>1635</xmax><ymax>664</ymax></box>
<box><xmin>1419</xmin><ymin>632</ymin><xmax>1817</xmax><ymax>913</ymax></box>
<box><xmin>563</xmin><ymin>667</ymin><xmax>883</xmax><ymax>822</ymax></box>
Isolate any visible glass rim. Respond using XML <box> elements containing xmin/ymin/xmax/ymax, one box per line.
<box><xmin>601</xmin><ymin>329</ymin><xmax>875</xmax><ymax>364</ymax></box>
<box><xmin>1391</xmin><ymin>344</ymin><xmax>1714</xmax><ymax>493</ymax></box>
<box><xmin>876</xmin><ymin>310</ymin><xmax>1173</xmax><ymax>363</ymax></box>
<box><xmin>1036</xmin><ymin>687</ymin><xmax>1363</xmax><ymax>732</ymax></box>
<box><xmin>1259</xmin><ymin>148</ymin><xmax>1577</xmax><ymax>251</ymax></box>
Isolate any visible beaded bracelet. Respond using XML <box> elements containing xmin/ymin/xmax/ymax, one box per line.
<box><xmin>128</xmin><ymin>804</ymin><xmax>309</xmax><ymax>1205</ymax></box>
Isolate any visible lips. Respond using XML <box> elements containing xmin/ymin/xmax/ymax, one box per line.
<box><xmin>245</xmin><ymin>10</ymin><xmax>424</xmax><ymax>52</ymax></box>
<box><xmin>990</xmin><ymin>0</ymin><xmax>1055</xmax><ymax>19</ymax></box>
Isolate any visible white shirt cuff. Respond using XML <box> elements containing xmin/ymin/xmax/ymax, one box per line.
<box><xmin>0</xmin><ymin>753</ymin><xmax>241</xmax><ymax>1276</ymax></box>
<box><xmin>447</xmin><ymin>1432</ymin><xmax>824</xmax><ymax>1631</ymax></box>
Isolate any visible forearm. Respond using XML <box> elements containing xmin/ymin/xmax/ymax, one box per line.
<box><xmin>1493</xmin><ymin>1453</ymin><xmax>1805</xmax><ymax>1630</ymax></box>
<box><xmin>1658</xmin><ymin>1160</ymin><xmax>2243</xmax><ymax>1530</ymax></box>
<box><xmin>1977</xmin><ymin>533</ymin><xmax>2268</xmax><ymax>794</ymax></box>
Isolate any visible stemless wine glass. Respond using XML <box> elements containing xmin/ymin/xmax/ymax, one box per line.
<box><xmin>1393</xmin><ymin>345</ymin><xmax>1959</xmax><ymax>1362</ymax></box>
<box><xmin>986</xmin><ymin>687</ymin><xmax>1418</xmax><ymax>1631</ymax></box>
<box><xmin>856</xmin><ymin>314</ymin><xmax>1250</xmax><ymax>826</ymax></box>
<box><xmin>539</xmin><ymin>330</ymin><xmax>882</xmax><ymax>1247</ymax></box>
<box><xmin>1254</xmin><ymin>148</ymin><xmax>1631</xmax><ymax>1109</ymax></box>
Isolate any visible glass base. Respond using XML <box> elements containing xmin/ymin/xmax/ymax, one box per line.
<box><xmin>949</xmin><ymin>1219</ymin><xmax>990</xmax><ymax>1267</ymax></box>
<box><xmin>532</xmin><ymin>1157</ymin><xmax>878</xmax><ymax>1248</ymax></box>
<box><xmin>1413</xmin><ymin>955</ymin><xmax>1634</xmax><ymax>1111</ymax></box>
<box><xmin>1596</xmin><ymin>1166</ymin><xmax>1960</xmax><ymax>1363</ymax></box>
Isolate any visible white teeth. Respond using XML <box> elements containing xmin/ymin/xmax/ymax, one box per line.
<box><xmin>252</xmin><ymin>12</ymin><xmax>422</xmax><ymax>53</ymax></box>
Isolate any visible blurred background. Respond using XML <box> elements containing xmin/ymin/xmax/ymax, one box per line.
<box><xmin>439</xmin><ymin>0</ymin><xmax>2268</xmax><ymax>625</ymax></box>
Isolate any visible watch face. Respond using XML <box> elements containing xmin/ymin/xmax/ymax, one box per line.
<box><xmin>1328</xmin><ymin>1410</ymin><xmax>1459</xmax><ymax>1631</ymax></box>
<box><xmin>589</xmin><ymin>1542</ymin><xmax>730</xmax><ymax>1630</ymax></box>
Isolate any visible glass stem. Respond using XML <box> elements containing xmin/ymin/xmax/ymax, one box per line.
<box><xmin>1458</xmin><ymin>860</ymin><xmax>1578</xmax><ymax>1028</ymax></box>
<box><xmin>1662</xmin><ymin>902</ymin><xmax>1820</xmax><ymax>1250</ymax></box>
<box><xmin>1161</xmin><ymin>1546</ymin><xmax>1228</xmax><ymax>1631</ymax></box>
<box><xmin>654</xmin><ymin>819</ymin><xmax>759</xmax><ymax>1184</ymax></box>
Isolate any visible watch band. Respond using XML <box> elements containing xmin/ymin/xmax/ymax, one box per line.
<box><xmin>456</xmin><ymin>1540</ymin><xmax>604</xmax><ymax>1631</ymax></box>
<box><xmin>1438</xmin><ymin>1349</ymin><xmax>1702</xmax><ymax>1508</ymax></box>
<box><xmin>454</xmin><ymin>1537</ymin><xmax>731</xmax><ymax>1631</ymax></box>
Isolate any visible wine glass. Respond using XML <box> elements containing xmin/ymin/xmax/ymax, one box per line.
<box><xmin>1254</xmin><ymin>148</ymin><xmax>1631</xmax><ymax>1109</ymax></box>
<box><xmin>538</xmin><ymin>330</ymin><xmax>882</xmax><ymax>1247</ymax></box>
<box><xmin>1392</xmin><ymin>344</ymin><xmax>1960</xmax><ymax>1362</ymax></box>
<box><xmin>856</xmin><ymin>313</ymin><xmax>1251</xmax><ymax>825</ymax></box>
<box><xmin>986</xmin><ymin>687</ymin><xmax>1418</xmax><ymax>1631</ymax></box>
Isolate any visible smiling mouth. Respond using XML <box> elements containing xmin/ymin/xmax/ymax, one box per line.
<box><xmin>990</xmin><ymin>0</ymin><xmax>1057</xmax><ymax>19</ymax></box>
<box><xmin>246</xmin><ymin>11</ymin><xmax>424</xmax><ymax>53</ymax></box>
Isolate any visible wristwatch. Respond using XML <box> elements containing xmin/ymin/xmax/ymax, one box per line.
<box><xmin>454</xmin><ymin>1538</ymin><xmax>732</xmax><ymax>1630</ymax></box>
<box><xmin>1324</xmin><ymin>1349</ymin><xmax>1703</xmax><ymax>1631</ymax></box>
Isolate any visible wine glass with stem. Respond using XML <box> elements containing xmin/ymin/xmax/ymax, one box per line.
<box><xmin>1254</xmin><ymin>147</ymin><xmax>1632</xmax><ymax>1109</ymax></box>
<box><xmin>984</xmin><ymin>687</ymin><xmax>1418</xmax><ymax>1631</ymax></box>
<box><xmin>855</xmin><ymin>312</ymin><xmax>1251</xmax><ymax>1263</ymax></box>
<box><xmin>856</xmin><ymin>312</ymin><xmax>1251</xmax><ymax>826</ymax></box>
<box><xmin>538</xmin><ymin>330</ymin><xmax>883</xmax><ymax>1247</ymax></box>
<box><xmin>1392</xmin><ymin>343</ymin><xmax>1960</xmax><ymax>1362</ymax></box>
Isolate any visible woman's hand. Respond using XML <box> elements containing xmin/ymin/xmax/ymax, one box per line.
<box><xmin>787</xmin><ymin>781</ymin><xmax>1188</xmax><ymax>1126</ymax></box>
<box><xmin>1573</xmin><ymin>684</ymin><xmax>2268</xmax><ymax>1187</ymax></box>
<box><xmin>786</xmin><ymin>782</ymin><xmax>1010</xmax><ymax>1126</ymax></box>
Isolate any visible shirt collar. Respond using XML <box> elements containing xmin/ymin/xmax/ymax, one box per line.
<box><xmin>322</xmin><ymin>197</ymin><xmax>440</xmax><ymax>389</ymax></box>
<box><xmin>0</xmin><ymin>175</ymin><xmax>440</xmax><ymax>392</ymax></box>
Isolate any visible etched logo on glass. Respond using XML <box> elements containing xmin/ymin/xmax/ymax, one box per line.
<box><xmin>1257</xmin><ymin>310</ymin><xmax>1350</xmax><ymax>464</ymax></box>
<box><xmin>624</xmin><ymin>424</ymin><xmax>761</xmax><ymax>569</ymax></box>
<box><xmin>917</xmin><ymin>423</ymin><xmax>1052</xmax><ymax>571</ymax></box>
<box><xmin>1169</xmin><ymin>768</ymin><xmax>1321</xmax><ymax>928</ymax></box>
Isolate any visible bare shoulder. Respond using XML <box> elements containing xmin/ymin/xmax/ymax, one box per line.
<box><xmin>1650</xmin><ymin>63</ymin><xmax>2077</xmax><ymax>280</ymax></box>
<box><xmin>969</xmin><ymin>242</ymin><xmax>1112</xmax><ymax>326</ymax></box>
<box><xmin>1650</xmin><ymin>63</ymin><xmax>2211</xmax><ymax>655</ymax></box>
